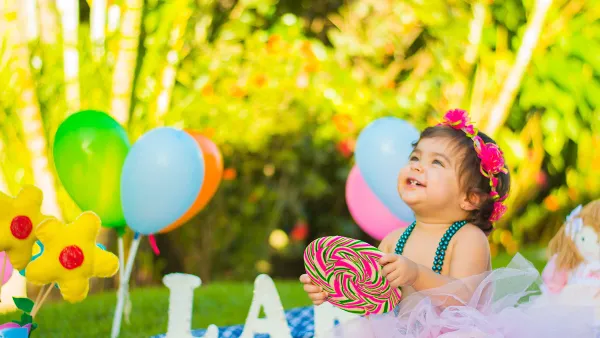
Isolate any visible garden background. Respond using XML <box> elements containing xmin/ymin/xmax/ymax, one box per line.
<box><xmin>0</xmin><ymin>0</ymin><xmax>599</xmax><ymax>335</ymax></box>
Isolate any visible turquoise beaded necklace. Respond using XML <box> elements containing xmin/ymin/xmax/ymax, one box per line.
<box><xmin>394</xmin><ymin>220</ymin><xmax>467</xmax><ymax>274</ymax></box>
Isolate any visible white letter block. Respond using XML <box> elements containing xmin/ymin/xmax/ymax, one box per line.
<box><xmin>240</xmin><ymin>274</ymin><xmax>292</xmax><ymax>338</ymax></box>
<box><xmin>163</xmin><ymin>273</ymin><xmax>202</xmax><ymax>338</ymax></box>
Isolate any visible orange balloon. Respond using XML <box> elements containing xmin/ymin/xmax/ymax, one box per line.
<box><xmin>159</xmin><ymin>131</ymin><xmax>223</xmax><ymax>233</ymax></box>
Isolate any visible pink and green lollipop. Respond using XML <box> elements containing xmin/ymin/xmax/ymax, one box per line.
<box><xmin>304</xmin><ymin>236</ymin><xmax>402</xmax><ymax>315</ymax></box>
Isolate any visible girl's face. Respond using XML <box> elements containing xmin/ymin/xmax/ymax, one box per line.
<box><xmin>574</xmin><ymin>225</ymin><xmax>600</xmax><ymax>262</ymax></box>
<box><xmin>397</xmin><ymin>137</ymin><xmax>468</xmax><ymax>221</ymax></box>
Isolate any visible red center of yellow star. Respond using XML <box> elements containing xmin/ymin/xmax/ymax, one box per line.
<box><xmin>10</xmin><ymin>216</ymin><xmax>33</xmax><ymax>240</ymax></box>
<box><xmin>59</xmin><ymin>245</ymin><xmax>84</xmax><ymax>270</ymax></box>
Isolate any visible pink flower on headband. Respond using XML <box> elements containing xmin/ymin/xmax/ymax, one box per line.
<box><xmin>443</xmin><ymin>109</ymin><xmax>470</xmax><ymax>129</ymax></box>
<box><xmin>440</xmin><ymin>108</ymin><xmax>509</xmax><ymax>223</ymax></box>
<box><xmin>490</xmin><ymin>176</ymin><xmax>499</xmax><ymax>189</ymax></box>
<box><xmin>479</xmin><ymin>143</ymin><xmax>506</xmax><ymax>175</ymax></box>
<box><xmin>463</xmin><ymin>124</ymin><xmax>475</xmax><ymax>135</ymax></box>
<box><xmin>490</xmin><ymin>201</ymin><xmax>507</xmax><ymax>222</ymax></box>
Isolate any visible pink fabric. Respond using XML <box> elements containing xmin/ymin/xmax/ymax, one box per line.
<box><xmin>0</xmin><ymin>252</ymin><xmax>14</xmax><ymax>284</ymax></box>
<box><xmin>328</xmin><ymin>254</ymin><xmax>597</xmax><ymax>337</ymax></box>
<box><xmin>586</xmin><ymin>270</ymin><xmax>600</xmax><ymax>279</ymax></box>
<box><xmin>541</xmin><ymin>254</ymin><xmax>568</xmax><ymax>294</ymax></box>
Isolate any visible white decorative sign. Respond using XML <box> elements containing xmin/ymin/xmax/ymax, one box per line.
<box><xmin>161</xmin><ymin>272</ymin><xmax>361</xmax><ymax>337</ymax></box>
<box><xmin>163</xmin><ymin>273</ymin><xmax>203</xmax><ymax>338</ymax></box>
<box><xmin>239</xmin><ymin>274</ymin><xmax>293</xmax><ymax>338</ymax></box>
<box><xmin>313</xmin><ymin>302</ymin><xmax>359</xmax><ymax>337</ymax></box>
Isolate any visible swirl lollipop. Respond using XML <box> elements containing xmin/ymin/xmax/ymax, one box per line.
<box><xmin>304</xmin><ymin>236</ymin><xmax>402</xmax><ymax>315</ymax></box>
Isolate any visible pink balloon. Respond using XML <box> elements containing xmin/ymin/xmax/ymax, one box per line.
<box><xmin>0</xmin><ymin>252</ymin><xmax>13</xmax><ymax>284</ymax></box>
<box><xmin>346</xmin><ymin>166</ymin><xmax>408</xmax><ymax>240</ymax></box>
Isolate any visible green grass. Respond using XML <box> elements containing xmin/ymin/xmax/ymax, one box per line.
<box><xmin>0</xmin><ymin>280</ymin><xmax>311</xmax><ymax>337</ymax></box>
<box><xmin>0</xmin><ymin>248</ymin><xmax>548</xmax><ymax>337</ymax></box>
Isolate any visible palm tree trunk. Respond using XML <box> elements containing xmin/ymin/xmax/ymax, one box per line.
<box><xmin>90</xmin><ymin>0</ymin><xmax>107</xmax><ymax>61</ymax></box>
<box><xmin>37</xmin><ymin>0</ymin><xmax>60</xmax><ymax>45</ymax></box>
<box><xmin>110</xmin><ymin>0</ymin><xmax>144</xmax><ymax>126</ymax></box>
<box><xmin>57</xmin><ymin>0</ymin><xmax>80</xmax><ymax>114</ymax></box>
<box><xmin>9</xmin><ymin>0</ymin><xmax>62</xmax><ymax>218</ymax></box>
<box><xmin>0</xmin><ymin>141</ymin><xmax>27</xmax><ymax>312</ymax></box>
<box><xmin>107</xmin><ymin>2</ymin><xmax>121</xmax><ymax>35</ymax></box>
<box><xmin>0</xmin><ymin>0</ymin><xmax>55</xmax><ymax>312</ymax></box>
<box><xmin>464</xmin><ymin>2</ymin><xmax>486</xmax><ymax>66</ymax></box>
<box><xmin>152</xmin><ymin>0</ymin><xmax>193</xmax><ymax>125</ymax></box>
<box><xmin>22</xmin><ymin>0</ymin><xmax>39</xmax><ymax>42</ymax></box>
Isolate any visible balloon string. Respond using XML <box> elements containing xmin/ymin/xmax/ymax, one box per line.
<box><xmin>148</xmin><ymin>235</ymin><xmax>160</xmax><ymax>255</ymax></box>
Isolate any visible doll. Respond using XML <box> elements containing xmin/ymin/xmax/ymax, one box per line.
<box><xmin>540</xmin><ymin>200</ymin><xmax>600</xmax><ymax>323</ymax></box>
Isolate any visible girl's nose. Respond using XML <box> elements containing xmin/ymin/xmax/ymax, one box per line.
<box><xmin>410</xmin><ymin>161</ymin><xmax>423</xmax><ymax>172</ymax></box>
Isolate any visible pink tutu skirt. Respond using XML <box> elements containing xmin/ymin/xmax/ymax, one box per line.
<box><xmin>328</xmin><ymin>254</ymin><xmax>598</xmax><ymax>337</ymax></box>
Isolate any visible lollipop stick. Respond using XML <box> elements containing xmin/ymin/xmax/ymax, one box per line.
<box><xmin>31</xmin><ymin>283</ymin><xmax>55</xmax><ymax>318</ymax></box>
<box><xmin>34</xmin><ymin>285</ymin><xmax>46</xmax><ymax>306</ymax></box>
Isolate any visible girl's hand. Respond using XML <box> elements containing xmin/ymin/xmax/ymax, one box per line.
<box><xmin>379</xmin><ymin>254</ymin><xmax>419</xmax><ymax>288</ymax></box>
<box><xmin>299</xmin><ymin>274</ymin><xmax>328</xmax><ymax>305</ymax></box>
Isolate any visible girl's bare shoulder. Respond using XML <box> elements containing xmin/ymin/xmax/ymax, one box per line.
<box><xmin>378</xmin><ymin>228</ymin><xmax>405</xmax><ymax>253</ymax></box>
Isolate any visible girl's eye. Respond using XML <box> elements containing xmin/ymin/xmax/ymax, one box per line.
<box><xmin>433</xmin><ymin>159</ymin><xmax>444</xmax><ymax>167</ymax></box>
<box><xmin>409</xmin><ymin>156</ymin><xmax>419</xmax><ymax>161</ymax></box>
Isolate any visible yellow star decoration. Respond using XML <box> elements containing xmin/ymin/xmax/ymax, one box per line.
<box><xmin>25</xmin><ymin>211</ymin><xmax>120</xmax><ymax>303</ymax></box>
<box><xmin>0</xmin><ymin>185</ymin><xmax>48</xmax><ymax>270</ymax></box>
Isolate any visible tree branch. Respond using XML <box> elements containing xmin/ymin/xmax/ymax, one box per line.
<box><xmin>110</xmin><ymin>0</ymin><xmax>144</xmax><ymax>126</ymax></box>
<box><xmin>484</xmin><ymin>0</ymin><xmax>553</xmax><ymax>137</ymax></box>
<box><xmin>464</xmin><ymin>1</ymin><xmax>487</xmax><ymax>66</ymax></box>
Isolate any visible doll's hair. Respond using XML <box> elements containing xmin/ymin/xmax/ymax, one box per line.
<box><xmin>548</xmin><ymin>200</ymin><xmax>600</xmax><ymax>270</ymax></box>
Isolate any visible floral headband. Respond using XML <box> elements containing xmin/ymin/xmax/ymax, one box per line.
<box><xmin>564</xmin><ymin>205</ymin><xmax>584</xmax><ymax>240</ymax></box>
<box><xmin>439</xmin><ymin>109</ymin><xmax>509</xmax><ymax>222</ymax></box>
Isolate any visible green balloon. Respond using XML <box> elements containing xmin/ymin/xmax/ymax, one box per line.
<box><xmin>53</xmin><ymin>110</ymin><xmax>130</xmax><ymax>228</ymax></box>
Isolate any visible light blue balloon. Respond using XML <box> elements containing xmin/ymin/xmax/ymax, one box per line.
<box><xmin>121</xmin><ymin>127</ymin><xmax>205</xmax><ymax>235</ymax></box>
<box><xmin>355</xmin><ymin>117</ymin><xmax>420</xmax><ymax>222</ymax></box>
